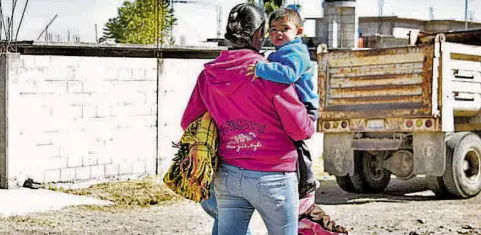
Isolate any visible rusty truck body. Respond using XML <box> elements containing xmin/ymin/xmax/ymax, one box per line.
<box><xmin>317</xmin><ymin>31</ymin><xmax>481</xmax><ymax>198</ymax></box>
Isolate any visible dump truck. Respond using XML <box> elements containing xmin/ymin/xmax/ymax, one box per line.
<box><xmin>317</xmin><ymin>30</ymin><xmax>481</xmax><ymax>199</ymax></box>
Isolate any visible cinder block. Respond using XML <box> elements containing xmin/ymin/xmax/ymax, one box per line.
<box><xmin>66</xmin><ymin>67</ymin><xmax>77</xmax><ymax>81</ymax></box>
<box><xmin>36</xmin><ymin>134</ymin><xmax>53</xmax><ymax>146</ymax></box>
<box><xmin>32</xmin><ymin>146</ymin><xmax>59</xmax><ymax>166</ymax></box>
<box><xmin>132</xmin><ymin>161</ymin><xmax>146</xmax><ymax>174</ymax></box>
<box><xmin>75</xmin><ymin>166</ymin><xmax>90</xmax><ymax>180</ymax></box>
<box><xmin>96</xmin><ymin>104</ymin><xmax>112</xmax><ymax>118</ymax></box>
<box><xmin>105</xmin><ymin>163</ymin><xmax>119</xmax><ymax>176</ymax></box>
<box><xmin>98</xmin><ymin>156</ymin><xmax>113</xmax><ymax>165</ymax></box>
<box><xmin>90</xmin><ymin>165</ymin><xmax>105</xmax><ymax>179</ymax></box>
<box><xmin>82</xmin><ymin>155</ymin><xmax>98</xmax><ymax>166</ymax></box>
<box><xmin>67</xmin><ymin>155</ymin><xmax>83</xmax><ymax>168</ymax></box>
<box><xmin>60</xmin><ymin>168</ymin><xmax>76</xmax><ymax>182</ymax></box>
<box><xmin>145</xmin><ymin>160</ymin><xmax>156</xmax><ymax>174</ymax></box>
<box><xmin>145</xmin><ymin>68</ymin><xmax>157</xmax><ymax>80</ymax></box>
<box><xmin>118</xmin><ymin>68</ymin><xmax>134</xmax><ymax>80</ymax></box>
<box><xmin>45</xmin><ymin>66</ymin><xmax>64</xmax><ymax>80</ymax></box>
<box><xmin>119</xmin><ymin>162</ymin><xmax>133</xmax><ymax>175</ymax></box>
<box><xmin>20</xmin><ymin>56</ymin><xmax>34</xmax><ymax>67</ymax></box>
<box><xmin>83</xmin><ymin>105</ymin><xmax>98</xmax><ymax>119</ymax></box>
<box><xmin>41</xmin><ymin>80</ymin><xmax>67</xmax><ymax>93</ymax></box>
<box><xmin>47</xmin><ymin>156</ymin><xmax>68</xmax><ymax>169</ymax></box>
<box><xmin>44</xmin><ymin>169</ymin><xmax>61</xmax><ymax>182</ymax></box>
<box><xmin>62</xmin><ymin>105</ymin><xmax>83</xmax><ymax>120</ymax></box>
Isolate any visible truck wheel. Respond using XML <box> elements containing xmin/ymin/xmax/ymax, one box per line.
<box><xmin>442</xmin><ymin>132</ymin><xmax>481</xmax><ymax>198</ymax></box>
<box><xmin>335</xmin><ymin>175</ymin><xmax>358</xmax><ymax>193</ymax></box>
<box><xmin>426</xmin><ymin>176</ymin><xmax>450</xmax><ymax>197</ymax></box>
<box><xmin>350</xmin><ymin>151</ymin><xmax>391</xmax><ymax>193</ymax></box>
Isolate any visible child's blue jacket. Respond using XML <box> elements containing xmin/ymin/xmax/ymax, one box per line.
<box><xmin>256</xmin><ymin>37</ymin><xmax>320</xmax><ymax>119</ymax></box>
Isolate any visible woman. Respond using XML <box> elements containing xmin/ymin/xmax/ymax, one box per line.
<box><xmin>181</xmin><ymin>3</ymin><xmax>314</xmax><ymax>235</ymax></box>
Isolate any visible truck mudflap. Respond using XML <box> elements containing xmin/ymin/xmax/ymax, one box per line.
<box><xmin>412</xmin><ymin>132</ymin><xmax>446</xmax><ymax>176</ymax></box>
<box><xmin>323</xmin><ymin>133</ymin><xmax>354</xmax><ymax>176</ymax></box>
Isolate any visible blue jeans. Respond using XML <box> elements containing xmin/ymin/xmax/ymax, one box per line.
<box><xmin>200</xmin><ymin>184</ymin><xmax>253</xmax><ymax>235</ymax></box>
<box><xmin>214</xmin><ymin>164</ymin><xmax>299</xmax><ymax>235</ymax></box>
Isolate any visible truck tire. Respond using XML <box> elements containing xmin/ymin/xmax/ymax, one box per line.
<box><xmin>350</xmin><ymin>151</ymin><xmax>391</xmax><ymax>193</ymax></box>
<box><xmin>335</xmin><ymin>175</ymin><xmax>358</xmax><ymax>193</ymax></box>
<box><xmin>442</xmin><ymin>132</ymin><xmax>481</xmax><ymax>198</ymax></box>
<box><xmin>426</xmin><ymin>176</ymin><xmax>450</xmax><ymax>197</ymax></box>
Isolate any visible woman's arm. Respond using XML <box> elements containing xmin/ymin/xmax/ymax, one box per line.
<box><xmin>181</xmin><ymin>72</ymin><xmax>208</xmax><ymax>130</ymax></box>
<box><xmin>272</xmin><ymin>85</ymin><xmax>315</xmax><ymax>141</ymax></box>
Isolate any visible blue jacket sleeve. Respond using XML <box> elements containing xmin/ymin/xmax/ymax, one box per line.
<box><xmin>255</xmin><ymin>46</ymin><xmax>310</xmax><ymax>84</ymax></box>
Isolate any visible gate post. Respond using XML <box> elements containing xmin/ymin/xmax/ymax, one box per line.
<box><xmin>0</xmin><ymin>54</ymin><xmax>8</xmax><ymax>189</ymax></box>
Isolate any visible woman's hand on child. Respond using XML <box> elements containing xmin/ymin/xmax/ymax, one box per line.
<box><xmin>246</xmin><ymin>63</ymin><xmax>258</xmax><ymax>81</ymax></box>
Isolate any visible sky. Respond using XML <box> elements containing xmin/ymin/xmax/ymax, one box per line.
<box><xmin>3</xmin><ymin>0</ymin><xmax>481</xmax><ymax>43</ymax></box>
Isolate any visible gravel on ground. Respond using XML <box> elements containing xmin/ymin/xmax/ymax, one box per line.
<box><xmin>1</xmin><ymin>177</ymin><xmax>480</xmax><ymax>235</ymax></box>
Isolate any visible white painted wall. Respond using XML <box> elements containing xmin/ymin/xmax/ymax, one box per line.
<box><xmin>5</xmin><ymin>54</ymin><xmax>158</xmax><ymax>187</ymax></box>
<box><xmin>0</xmin><ymin>53</ymin><xmax>324</xmax><ymax>188</ymax></box>
<box><xmin>157</xmin><ymin>59</ymin><xmax>210</xmax><ymax>175</ymax></box>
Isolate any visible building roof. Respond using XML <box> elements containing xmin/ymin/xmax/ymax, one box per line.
<box><xmin>360</xmin><ymin>16</ymin><xmax>481</xmax><ymax>26</ymax></box>
<box><xmin>306</xmin><ymin>15</ymin><xmax>481</xmax><ymax>26</ymax></box>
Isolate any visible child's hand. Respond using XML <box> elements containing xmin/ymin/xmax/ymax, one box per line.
<box><xmin>246</xmin><ymin>63</ymin><xmax>257</xmax><ymax>81</ymax></box>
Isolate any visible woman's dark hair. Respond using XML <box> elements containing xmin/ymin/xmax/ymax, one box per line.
<box><xmin>224</xmin><ymin>3</ymin><xmax>266</xmax><ymax>48</ymax></box>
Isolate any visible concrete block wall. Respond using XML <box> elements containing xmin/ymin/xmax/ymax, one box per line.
<box><xmin>156</xmin><ymin>59</ymin><xmax>210</xmax><ymax>176</ymax></box>
<box><xmin>3</xmin><ymin>54</ymin><xmax>158</xmax><ymax>188</ymax></box>
<box><xmin>0</xmin><ymin>52</ymin><xmax>326</xmax><ymax>188</ymax></box>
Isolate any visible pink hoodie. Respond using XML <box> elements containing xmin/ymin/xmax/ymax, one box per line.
<box><xmin>181</xmin><ymin>49</ymin><xmax>314</xmax><ymax>172</ymax></box>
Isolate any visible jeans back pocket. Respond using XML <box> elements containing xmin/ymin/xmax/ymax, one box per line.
<box><xmin>257</xmin><ymin>175</ymin><xmax>289</xmax><ymax>211</ymax></box>
<box><xmin>214</xmin><ymin>170</ymin><xmax>229</xmax><ymax>198</ymax></box>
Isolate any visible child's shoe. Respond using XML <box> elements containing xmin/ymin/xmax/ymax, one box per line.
<box><xmin>299</xmin><ymin>179</ymin><xmax>321</xmax><ymax>198</ymax></box>
<box><xmin>299</xmin><ymin>204</ymin><xmax>350</xmax><ymax>235</ymax></box>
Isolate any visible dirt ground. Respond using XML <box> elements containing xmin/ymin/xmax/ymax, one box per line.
<box><xmin>1</xmin><ymin>177</ymin><xmax>481</xmax><ymax>235</ymax></box>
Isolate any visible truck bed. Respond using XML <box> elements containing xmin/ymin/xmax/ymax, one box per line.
<box><xmin>318</xmin><ymin>45</ymin><xmax>435</xmax><ymax>120</ymax></box>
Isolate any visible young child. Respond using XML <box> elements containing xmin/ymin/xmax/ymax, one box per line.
<box><xmin>247</xmin><ymin>7</ymin><xmax>320</xmax><ymax>198</ymax></box>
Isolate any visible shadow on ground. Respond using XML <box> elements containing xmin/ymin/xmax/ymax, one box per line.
<box><xmin>314</xmin><ymin>177</ymin><xmax>451</xmax><ymax>205</ymax></box>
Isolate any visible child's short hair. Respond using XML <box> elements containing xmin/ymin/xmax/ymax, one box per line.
<box><xmin>269</xmin><ymin>8</ymin><xmax>302</xmax><ymax>27</ymax></box>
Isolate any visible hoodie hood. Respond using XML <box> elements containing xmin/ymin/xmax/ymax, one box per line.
<box><xmin>204</xmin><ymin>49</ymin><xmax>265</xmax><ymax>96</ymax></box>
